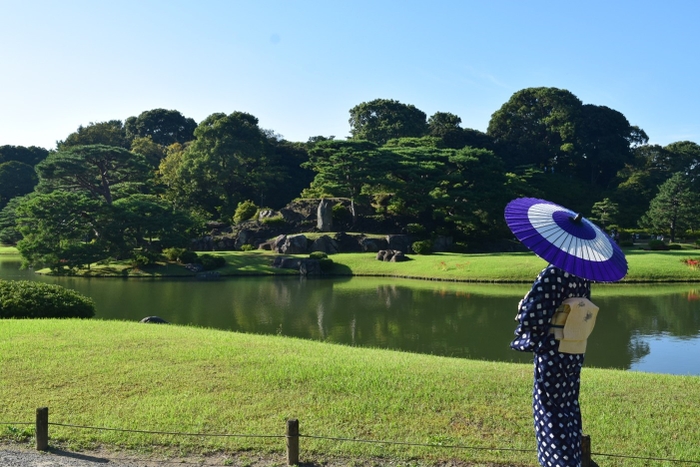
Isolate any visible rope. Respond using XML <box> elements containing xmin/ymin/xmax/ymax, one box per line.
<box><xmin>4</xmin><ymin>420</ymin><xmax>700</xmax><ymax>464</ymax></box>
<box><xmin>47</xmin><ymin>422</ymin><xmax>284</xmax><ymax>439</ymax></box>
<box><xmin>300</xmin><ymin>433</ymin><xmax>535</xmax><ymax>453</ymax></box>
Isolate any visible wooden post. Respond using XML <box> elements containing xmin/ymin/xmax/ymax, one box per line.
<box><xmin>36</xmin><ymin>407</ymin><xmax>49</xmax><ymax>451</ymax></box>
<box><xmin>581</xmin><ymin>434</ymin><xmax>591</xmax><ymax>467</ymax></box>
<box><xmin>286</xmin><ymin>419</ymin><xmax>299</xmax><ymax>466</ymax></box>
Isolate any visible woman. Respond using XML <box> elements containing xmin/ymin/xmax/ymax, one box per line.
<box><xmin>511</xmin><ymin>265</ymin><xmax>591</xmax><ymax>467</ymax></box>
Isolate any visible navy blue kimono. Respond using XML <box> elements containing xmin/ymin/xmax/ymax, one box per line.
<box><xmin>511</xmin><ymin>266</ymin><xmax>591</xmax><ymax>467</ymax></box>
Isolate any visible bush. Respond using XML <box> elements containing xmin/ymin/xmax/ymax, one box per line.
<box><xmin>197</xmin><ymin>254</ymin><xmax>226</xmax><ymax>271</ymax></box>
<box><xmin>318</xmin><ymin>258</ymin><xmax>334</xmax><ymax>272</ymax></box>
<box><xmin>240</xmin><ymin>244</ymin><xmax>255</xmax><ymax>251</ymax></box>
<box><xmin>648</xmin><ymin>239</ymin><xmax>668</xmax><ymax>250</ymax></box>
<box><xmin>260</xmin><ymin>215</ymin><xmax>287</xmax><ymax>226</ymax></box>
<box><xmin>412</xmin><ymin>240</ymin><xmax>433</xmax><ymax>255</ymax></box>
<box><xmin>668</xmin><ymin>243</ymin><xmax>683</xmax><ymax>250</ymax></box>
<box><xmin>309</xmin><ymin>251</ymin><xmax>328</xmax><ymax>259</ymax></box>
<box><xmin>131</xmin><ymin>250</ymin><xmax>161</xmax><ymax>269</ymax></box>
<box><xmin>178</xmin><ymin>250</ymin><xmax>199</xmax><ymax>264</ymax></box>
<box><xmin>233</xmin><ymin>200</ymin><xmax>258</xmax><ymax>224</ymax></box>
<box><xmin>0</xmin><ymin>280</ymin><xmax>96</xmax><ymax>318</ymax></box>
<box><xmin>163</xmin><ymin>247</ymin><xmax>187</xmax><ymax>261</ymax></box>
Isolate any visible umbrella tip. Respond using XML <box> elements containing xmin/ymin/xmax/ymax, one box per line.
<box><xmin>572</xmin><ymin>213</ymin><xmax>583</xmax><ymax>223</ymax></box>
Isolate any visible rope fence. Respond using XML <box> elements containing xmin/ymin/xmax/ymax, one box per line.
<box><xmin>2</xmin><ymin>407</ymin><xmax>700</xmax><ymax>466</ymax></box>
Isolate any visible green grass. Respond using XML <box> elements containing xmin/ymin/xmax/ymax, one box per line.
<box><xmin>0</xmin><ymin>245</ymin><xmax>20</xmax><ymax>256</ymax></box>
<box><xmin>1</xmin><ymin>319</ymin><xmax>699</xmax><ymax>466</ymax></box>
<box><xmin>4</xmin><ymin>245</ymin><xmax>700</xmax><ymax>281</ymax></box>
<box><xmin>328</xmin><ymin>249</ymin><xmax>700</xmax><ymax>283</ymax></box>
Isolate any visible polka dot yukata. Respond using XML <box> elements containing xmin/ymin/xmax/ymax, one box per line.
<box><xmin>511</xmin><ymin>266</ymin><xmax>591</xmax><ymax>467</ymax></box>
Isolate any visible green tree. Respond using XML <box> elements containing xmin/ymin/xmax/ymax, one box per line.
<box><xmin>487</xmin><ymin>87</ymin><xmax>582</xmax><ymax>171</ymax></box>
<box><xmin>36</xmin><ymin>144</ymin><xmax>149</xmax><ymax>204</ymax></box>
<box><xmin>612</xmin><ymin>144</ymin><xmax>683</xmax><ymax>228</ymax></box>
<box><xmin>15</xmin><ymin>191</ymin><xmax>106</xmax><ymax>271</ymax></box>
<box><xmin>110</xmin><ymin>194</ymin><xmax>198</xmax><ymax>254</ymax></box>
<box><xmin>427</xmin><ymin>112</ymin><xmax>462</xmax><ymax>136</ymax></box>
<box><xmin>576</xmin><ymin>105</ymin><xmax>647</xmax><ymax>187</ymax></box>
<box><xmin>302</xmin><ymin>140</ymin><xmax>387</xmax><ymax>221</ymax></box>
<box><xmin>349</xmin><ymin>99</ymin><xmax>428</xmax><ymax>145</ymax></box>
<box><xmin>160</xmin><ymin>112</ymin><xmax>279</xmax><ymax>219</ymax></box>
<box><xmin>639</xmin><ymin>173</ymin><xmax>700</xmax><ymax>242</ymax></box>
<box><xmin>589</xmin><ymin>198</ymin><xmax>619</xmax><ymax>230</ymax></box>
<box><xmin>386</xmin><ymin>142</ymin><xmax>510</xmax><ymax>240</ymax></box>
<box><xmin>0</xmin><ymin>161</ymin><xmax>38</xmax><ymax>209</ymax></box>
<box><xmin>125</xmin><ymin>109</ymin><xmax>197</xmax><ymax>146</ymax></box>
<box><xmin>57</xmin><ymin>120</ymin><xmax>129</xmax><ymax>149</ymax></box>
<box><xmin>664</xmin><ymin>141</ymin><xmax>700</xmax><ymax>189</ymax></box>
<box><xmin>130</xmin><ymin>135</ymin><xmax>167</xmax><ymax>168</ymax></box>
<box><xmin>0</xmin><ymin>145</ymin><xmax>48</xmax><ymax>166</ymax></box>
<box><xmin>0</xmin><ymin>196</ymin><xmax>27</xmax><ymax>244</ymax></box>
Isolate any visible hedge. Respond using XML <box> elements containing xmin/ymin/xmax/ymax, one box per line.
<box><xmin>0</xmin><ymin>280</ymin><xmax>96</xmax><ymax>319</ymax></box>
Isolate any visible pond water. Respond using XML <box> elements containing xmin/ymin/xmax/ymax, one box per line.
<box><xmin>2</xmin><ymin>257</ymin><xmax>700</xmax><ymax>375</ymax></box>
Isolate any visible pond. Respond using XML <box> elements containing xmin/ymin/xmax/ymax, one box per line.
<box><xmin>2</xmin><ymin>257</ymin><xmax>700</xmax><ymax>375</ymax></box>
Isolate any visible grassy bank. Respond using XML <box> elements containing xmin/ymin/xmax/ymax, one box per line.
<box><xmin>1</xmin><ymin>320</ymin><xmax>699</xmax><ymax>466</ymax></box>
<box><xmin>4</xmin><ymin>245</ymin><xmax>699</xmax><ymax>282</ymax></box>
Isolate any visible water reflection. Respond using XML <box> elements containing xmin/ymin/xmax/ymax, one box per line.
<box><xmin>1</xmin><ymin>258</ymin><xmax>699</xmax><ymax>375</ymax></box>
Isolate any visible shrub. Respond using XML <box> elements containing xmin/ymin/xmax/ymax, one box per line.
<box><xmin>131</xmin><ymin>250</ymin><xmax>161</xmax><ymax>269</ymax></box>
<box><xmin>668</xmin><ymin>243</ymin><xmax>683</xmax><ymax>250</ymax></box>
<box><xmin>318</xmin><ymin>258</ymin><xmax>334</xmax><ymax>272</ymax></box>
<box><xmin>197</xmin><ymin>254</ymin><xmax>226</xmax><ymax>271</ymax></box>
<box><xmin>178</xmin><ymin>250</ymin><xmax>199</xmax><ymax>264</ymax></box>
<box><xmin>240</xmin><ymin>244</ymin><xmax>255</xmax><ymax>251</ymax></box>
<box><xmin>309</xmin><ymin>251</ymin><xmax>328</xmax><ymax>259</ymax></box>
<box><xmin>648</xmin><ymin>239</ymin><xmax>668</xmax><ymax>250</ymax></box>
<box><xmin>260</xmin><ymin>215</ymin><xmax>287</xmax><ymax>226</ymax></box>
<box><xmin>0</xmin><ymin>280</ymin><xmax>96</xmax><ymax>318</ymax></box>
<box><xmin>412</xmin><ymin>240</ymin><xmax>433</xmax><ymax>255</ymax></box>
<box><xmin>163</xmin><ymin>247</ymin><xmax>187</xmax><ymax>261</ymax></box>
<box><xmin>233</xmin><ymin>200</ymin><xmax>258</xmax><ymax>224</ymax></box>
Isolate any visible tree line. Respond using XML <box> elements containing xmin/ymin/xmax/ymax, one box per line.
<box><xmin>1</xmin><ymin>88</ymin><xmax>699</xmax><ymax>271</ymax></box>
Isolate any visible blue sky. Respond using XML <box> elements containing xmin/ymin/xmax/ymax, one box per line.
<box><xmin>1</xmin><ymin>0</ymin><xmax>698</xmax><ymax>150</ymax></box>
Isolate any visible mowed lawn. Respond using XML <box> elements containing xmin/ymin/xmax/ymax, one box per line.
<box><xmin>2</xmin><ymin>319</ymin><xmax>700</xmax><ymax>467</ymax></box>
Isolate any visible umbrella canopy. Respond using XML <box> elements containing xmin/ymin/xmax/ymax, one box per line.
<box><xmin>505</xmin><ymin>197</ymin><xmax>627</xmax><ymax>282</ymax></box>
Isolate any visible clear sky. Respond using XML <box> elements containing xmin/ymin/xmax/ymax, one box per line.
<box><xmin>1</xmin><ymin>0</ymin><xmax>698</xmax><ymax>150</ymax></box>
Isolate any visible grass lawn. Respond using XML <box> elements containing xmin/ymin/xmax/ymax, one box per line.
<box><xmin>3</xmin><ymin>245</ymin><xmax>698</xmax><ymax>282</ymax></box>
<box><xmin>2</xmin><ymin>319</ymin><xmax>700</xmax><ymax>467</ymax></box>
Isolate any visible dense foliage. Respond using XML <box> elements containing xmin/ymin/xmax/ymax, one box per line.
<box><xmin>0</xmin><ymin>280</ymin><xmax>96</xmax><ymax>318</ymax></box>
<box><xmin>2</xmin><ymin>88</ymin><xmax>699</xmax><ymax>269</ymax></box>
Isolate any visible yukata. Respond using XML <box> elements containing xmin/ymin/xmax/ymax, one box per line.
<box><xmin>511</xmin><ymin>266</ymin><xmax>591</xmax><ymax>467</ymax></box>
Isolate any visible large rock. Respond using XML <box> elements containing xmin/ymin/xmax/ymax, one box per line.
<box><xmin>333</xmin><ymin>232</ymin><xmax>363</xmax><ymax>252</ymax></box>
<box><xmin>317</xmin><ymin>198</ymin><xmax>333</xmax><ymax>232</ymax></box>
<box><xmin>272</xmin><ymin>257</ymin><xmax>321</xmax><ymax>276</ymax></box>
<box><xmin>140</xmin><ymin>316</ymin><xmax>168</xmax><ymax>324</ymax></box>
<box><xmin>386</xmin><ymin>234</ymin><xmax>412</xmax><ymax>253</ymax></box>
<box><xmin>274</xmin><ymin>234</ymin><xmax>309</xmax><ymax>254</ymax></box>
<box><xmin>360</xmin><ymin>236</ymin><xmax>388</xmax><ymax>252</ymax></box>
<box><xmin>376</xmin><ymin>249</ymin><xmax>409</xmax><ymax>262</ymax></box>
<box><xmin>235</xmin><ymin>229</ymin><xmax>256</xmax><ymax>250</ymax></box>
<box><xmin>311</xmin><ymin>235</ymin><xmax>339</xmax><ymax>254</ymax></box>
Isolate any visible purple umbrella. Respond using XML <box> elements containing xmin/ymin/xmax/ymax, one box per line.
<box><xmin>504</xmin><ymin>197</ymin><xmax>628</xmax><ymax>282</ymax></box>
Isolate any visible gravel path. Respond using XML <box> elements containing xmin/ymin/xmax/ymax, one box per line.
<box><xmin>0</xmin><ymin>443</ymin><xmax>289</xmax><ymax>467</ymax></box>
<box><xmin>1</xmin><ymin>441</ymin><xmax>506</xmax><ymax>467</ymax></box>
